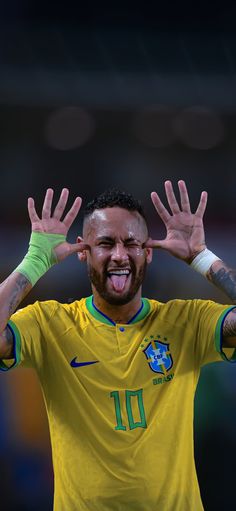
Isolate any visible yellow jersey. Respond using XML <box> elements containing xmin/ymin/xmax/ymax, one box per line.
<box><xmin>1</xmin><ymin>296</ymin><xmax>236</xmax><ymax>511</ymax></box>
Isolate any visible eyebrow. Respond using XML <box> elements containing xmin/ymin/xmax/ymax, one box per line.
<box><xmin>96</xmin><ymin>236</ymin><xmax>142</xmax><ymax>243</ymax></box>
<box><xmin>96</xmin><ymin>236</ymin><xmax>114</xmax><ymax>242</ymax></box>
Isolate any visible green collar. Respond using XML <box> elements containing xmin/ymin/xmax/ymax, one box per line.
<box><xmin>86</xmin><ymin>295</ymin><xmax>150</xmax><ymax>325</ymax></box>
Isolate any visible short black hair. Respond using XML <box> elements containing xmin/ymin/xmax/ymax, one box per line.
<box><xmin>83</xmin><ymin>188</ymin><xmax>146</xmax><ymax>222</ymax></box>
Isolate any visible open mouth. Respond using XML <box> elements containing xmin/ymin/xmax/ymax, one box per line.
<box><xmin>107</xmin><ymin>269</ymin><xmax>131</xmax><ymax>292</ymax></box>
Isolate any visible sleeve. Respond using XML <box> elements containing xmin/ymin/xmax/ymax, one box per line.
<box><xmin>0</xmin><ymin>301</ymin><xmax>56</xmax><ymax>372</ymax></box>
<box><xmin>192</xmin><ymin>299</ymin><xmax>236</xmax><ymax>367</ymax></box>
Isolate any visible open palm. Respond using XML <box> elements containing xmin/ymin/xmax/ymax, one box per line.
<box><xmin>28</xmin><ymin>188</ymin><xmax>89</xmax><ymax>262</ymax></box>
<box><xmin>145</xmin><ymin>180</ymin><xmax>208</xmax><ymax>262</ymax></box>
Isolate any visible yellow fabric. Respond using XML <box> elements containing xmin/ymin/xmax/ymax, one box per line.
<box><xmin>8</xmin><ymin>298</ymin><xmax>233</xmax><ymax>511</ymax></box>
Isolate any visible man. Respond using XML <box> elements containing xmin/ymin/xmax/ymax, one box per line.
<box><xmin>0</xmin><ymin>180</ymin><xmax>236</xmax><ymax>511</ymax></box>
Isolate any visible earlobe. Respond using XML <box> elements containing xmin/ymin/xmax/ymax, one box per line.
<box><xmin>78</xmin><ymin>252</ymin><xmax>87</xmax><ymax>262</ymax></box>
<box><xmin>146</xmin><ymin>247</ymin><xmax>153</xmax><ymax>264</ymax></box>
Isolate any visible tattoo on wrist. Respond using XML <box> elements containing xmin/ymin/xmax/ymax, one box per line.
<box><xmin>208</xmin><ymin>264</ymin><xmax>236</xmax><ymax>303</ymax></box>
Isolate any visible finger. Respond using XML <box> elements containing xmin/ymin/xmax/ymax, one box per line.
<box><xmin>69</xmin><ymin>242</ymin><xmax>91</xmax><ymax>254</ymax></box>
<box><xmin>42</xmin><ymin>188</ymin><xmax>54</xmax><ymax>220</ymax></box>
<box><xmin>195</xmin><ymin>191</ymin><xmax>208</xmax><ymax>218</ymax></box>
<box><xmin>165</xmin><ymin>180</ymin><xmax>180</xmax><ymax>214</ymax></box>
<box><xmin>54</xmin><ymin>241</ymin><xmax>90</xmax><ymax>262</ymax></box>
<box><xmin>178</xmin><ymin>180</ymin><xmax>191</xmax><ymax>213</ymax></box>
<box><xmin>63</xmin><ymin>197</ymin><xmax>82</xmax><ymax>230</ymax></box>
<box><xmin>151</xmin><ymin>192</ymin><xmax>171</xmax><ymax>224</ymax></box>
<box><xmin>28</xmin><ymin>197</ymin><xmax>40</xmax><ymax>224</ymax></box>
<box><xmin>143</xmin><ymin>237</ymin><xmax>167</xmax><ymax>249</ymax></box>
<box><xmin>53</xmin><ymin>188</ymin><xmax>69</xmax><ymax>220</ymax></box>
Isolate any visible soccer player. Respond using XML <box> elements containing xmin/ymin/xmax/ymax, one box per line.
<box><xmin>0</xmin><ymin>180</ymin><xmax>236</xmax><ymax>511</ymax></box>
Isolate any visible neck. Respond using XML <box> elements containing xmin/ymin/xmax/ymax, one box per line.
<box><xmin>92</xmin><ymin>290</ymin><xmax>142</xmax><ymax>324</ymax></box>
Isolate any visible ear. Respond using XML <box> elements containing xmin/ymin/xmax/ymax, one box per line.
<box><xmin>76</xmin><ymin>236</ymin><xmax>87</xmax><ymax>262</ymax></box>
<box><xmin>145</xmin><ymin>247</ymin><xmax>153</xmax><ymax>264</ymax></box>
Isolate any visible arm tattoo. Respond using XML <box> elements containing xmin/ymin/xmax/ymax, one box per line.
<box><xmin>223</xmin><ymin>308</ymin><xmax>236</xmax><ymax>337</ymax></box>
<box><xmin>1</xmin><ymin>325</ymin><xmax>14</xmax><ymax>358</ymax></box>
<box><xmin>8</xmin><ymin>274</ymin><xmax>31</xmax><ymax>315</ymax></box>
<box><xmin>0</xmin><ymin>274</ymin><xmax>31</xmax><ymax>359</ymax></box>
<box><xmin>0</xmin><ymin>273</ymin><xmax>31</xmax><ymax>317</ymax></box>
<box><xmin>208</xmin><ymin>264</ymin><xmax>236</xmax><ymax>303</ymax></box>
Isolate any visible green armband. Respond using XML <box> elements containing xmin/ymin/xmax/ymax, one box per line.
<box><xmin>14</xmin><ymin>232</ymin><xmax>66</xmax><ymax>286</ymax></box>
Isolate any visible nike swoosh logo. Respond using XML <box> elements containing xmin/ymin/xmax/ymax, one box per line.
<box><xmin>70</xmin><ymin>357</ymin><xmax>99</xmax><ymax>368</ymax></box>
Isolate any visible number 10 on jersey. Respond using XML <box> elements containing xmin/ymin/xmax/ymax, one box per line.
<box><xmin>110</xmin><ymin>389</ymin><xmax>147</xmax><ymax>431</ymax></box>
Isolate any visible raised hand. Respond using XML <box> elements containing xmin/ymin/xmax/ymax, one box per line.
<box><xmin>145</xmin><ymin>180</ymin><xmax>207</xmax><ymax>263</ymax></box>
<box><xmin>28</xmin><ymin>188</ymin><xmax>89</xmax><ymax>262</ymax></box>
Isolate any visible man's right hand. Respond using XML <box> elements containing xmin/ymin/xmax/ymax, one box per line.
<box><xmin>28</xmin><ymin>188</ymin><xmax>90</xmax><ymax>262</ymax></box>
<box><xmin>0</xmin><ymin>188</ymin><xmax>90</xmax><ymax>359</ymax></box>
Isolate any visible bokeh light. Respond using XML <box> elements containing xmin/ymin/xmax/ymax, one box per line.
<box><xmin>45</xmin><ymin>106</ymin><xmax>95</xmax><ymax>150</ymax></box>
<box><xmin>173</xmin><ymin>106</ymin><xmax>225</xmax><ymax>149</ymax></box>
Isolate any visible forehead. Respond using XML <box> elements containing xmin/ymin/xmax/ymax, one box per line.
<box><xmin>83</xmin><ymin>207</ymin><xmax>147</xmax><ymax>240</ymax></box>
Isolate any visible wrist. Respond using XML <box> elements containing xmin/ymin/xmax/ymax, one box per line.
<box><xmin>14</xmin><ymin>231</ymin><xmax>66</xmax><ymax>286</ymax></box>
<box><xmin>190</xmin><ymin>248</ymin><xmax>221</xmax><ymax>276</ymax></box>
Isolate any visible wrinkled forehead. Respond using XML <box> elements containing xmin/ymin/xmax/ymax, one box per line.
<box><xmin>83</xmin><ymin>207</ymin><xmax>148</xmax><ymax>241</ymax></box>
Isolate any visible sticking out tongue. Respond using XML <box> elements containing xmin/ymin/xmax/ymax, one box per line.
<box><xmin>110</xmin><ymin>275</ymin><xmax>127</xmax><ymax>292</ymax></box>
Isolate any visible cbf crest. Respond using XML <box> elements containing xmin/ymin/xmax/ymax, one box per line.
<box><xmin>143</xmin><ymin>338</ymin><xmax>173</xmax><ymax>375</ymax></box>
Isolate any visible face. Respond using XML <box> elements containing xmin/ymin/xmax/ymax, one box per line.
<box><xmin>79</xmin><ymin>207</ymin><xmax>152</xmax><ymax>305</ymax></box>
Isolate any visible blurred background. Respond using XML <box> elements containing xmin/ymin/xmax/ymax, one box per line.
<box><xmin>1</xmin><ymin>2</ymin><xmax>236</xmax><ymax>509</ymax></box>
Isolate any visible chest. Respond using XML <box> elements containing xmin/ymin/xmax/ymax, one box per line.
<box><xmin>44</xmin><ymin>319</ymin><xmax>195</xmax><ymax>391</ymax></box>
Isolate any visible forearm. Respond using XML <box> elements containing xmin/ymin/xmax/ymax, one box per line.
<box><xmin>190</xmin><ymin>254</ymin><xmax>236</xmax><ymax>347</ymax></box>
<box><xmin>0</xmin><ymin>272</ymin><xmax>32</xmax><ymax>328</ymax></box>
<box><xmin>207</xmin><ymin>260</ymin><xmax>236</xmax><ymax>347</ymax></box>
<box><xmin>206</xmin><ymin>260</ymin><xmax>236</xmax><ymax>304</ymax></box>
<box><xmin>0</xmin><ymin>231</ymin><xmax>64</xmax><ymax>333</ymax></box>
<box><xmin>0</xmin><ymin>272</ymin><xmax>32</xmax><ymax>358</ymax></box>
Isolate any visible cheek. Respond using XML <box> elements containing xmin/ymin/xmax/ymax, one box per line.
<box><xmin>128</xmin><ymin>247</ymin><xmax>146</xmax><ymax>261</ymax></box>
<box><xmin>88</xmin><ymin>248</ymin><xmax>109</xmax><ymax>265</ymax></box>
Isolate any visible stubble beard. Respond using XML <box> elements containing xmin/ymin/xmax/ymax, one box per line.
<box><xmin>88</xmin><ymin>261</ymin><xmax>147</xmax><ymax>305</ymax></box>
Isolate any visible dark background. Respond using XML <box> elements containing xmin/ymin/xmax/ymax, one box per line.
<box><xmin>1</xmin><ymin>3</ymin><xmax>236</xmax><ymax>510</ymax></box>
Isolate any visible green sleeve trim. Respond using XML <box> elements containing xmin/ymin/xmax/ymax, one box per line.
<box><xmin>0</xmin><ymin>320</ymin><xmax>21</xmax><ymax>371</ymax></box>
<box><xmin>215</xmin><ymin>306</ymin><xmax>236</xmax><ymax>362</ymax></box>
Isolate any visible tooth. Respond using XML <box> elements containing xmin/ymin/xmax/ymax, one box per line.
<box><xmin>109</xmin><ymin>270</ymin><xmax>129</xmax><ymax>275</ymax></box>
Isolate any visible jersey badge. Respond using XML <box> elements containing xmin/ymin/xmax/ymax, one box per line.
<box><xmin>142</xmin><ymin>337</ymin><xmax>173</xmax><ymax>374</ymax></box>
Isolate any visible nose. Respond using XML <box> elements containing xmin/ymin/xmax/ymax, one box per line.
<box><xmin>110</xmin><ymin>243</ymin><xmax>129</xmax><ymax>262</ymax></box>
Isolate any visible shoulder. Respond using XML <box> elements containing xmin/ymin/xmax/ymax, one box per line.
<box><xmin>11</xmin><ymin>297</ymin><xmax>87</xmax><ymax>323</ymax></box>
<box><xmin>147</xmin><ymin>298</ymin><xmax>223</xmax><ymax>325</ymax></box>
<box><xmin>34</xmin><ymin>297</ymin><xmax>88</xmax><ymax>321</ymax></box>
